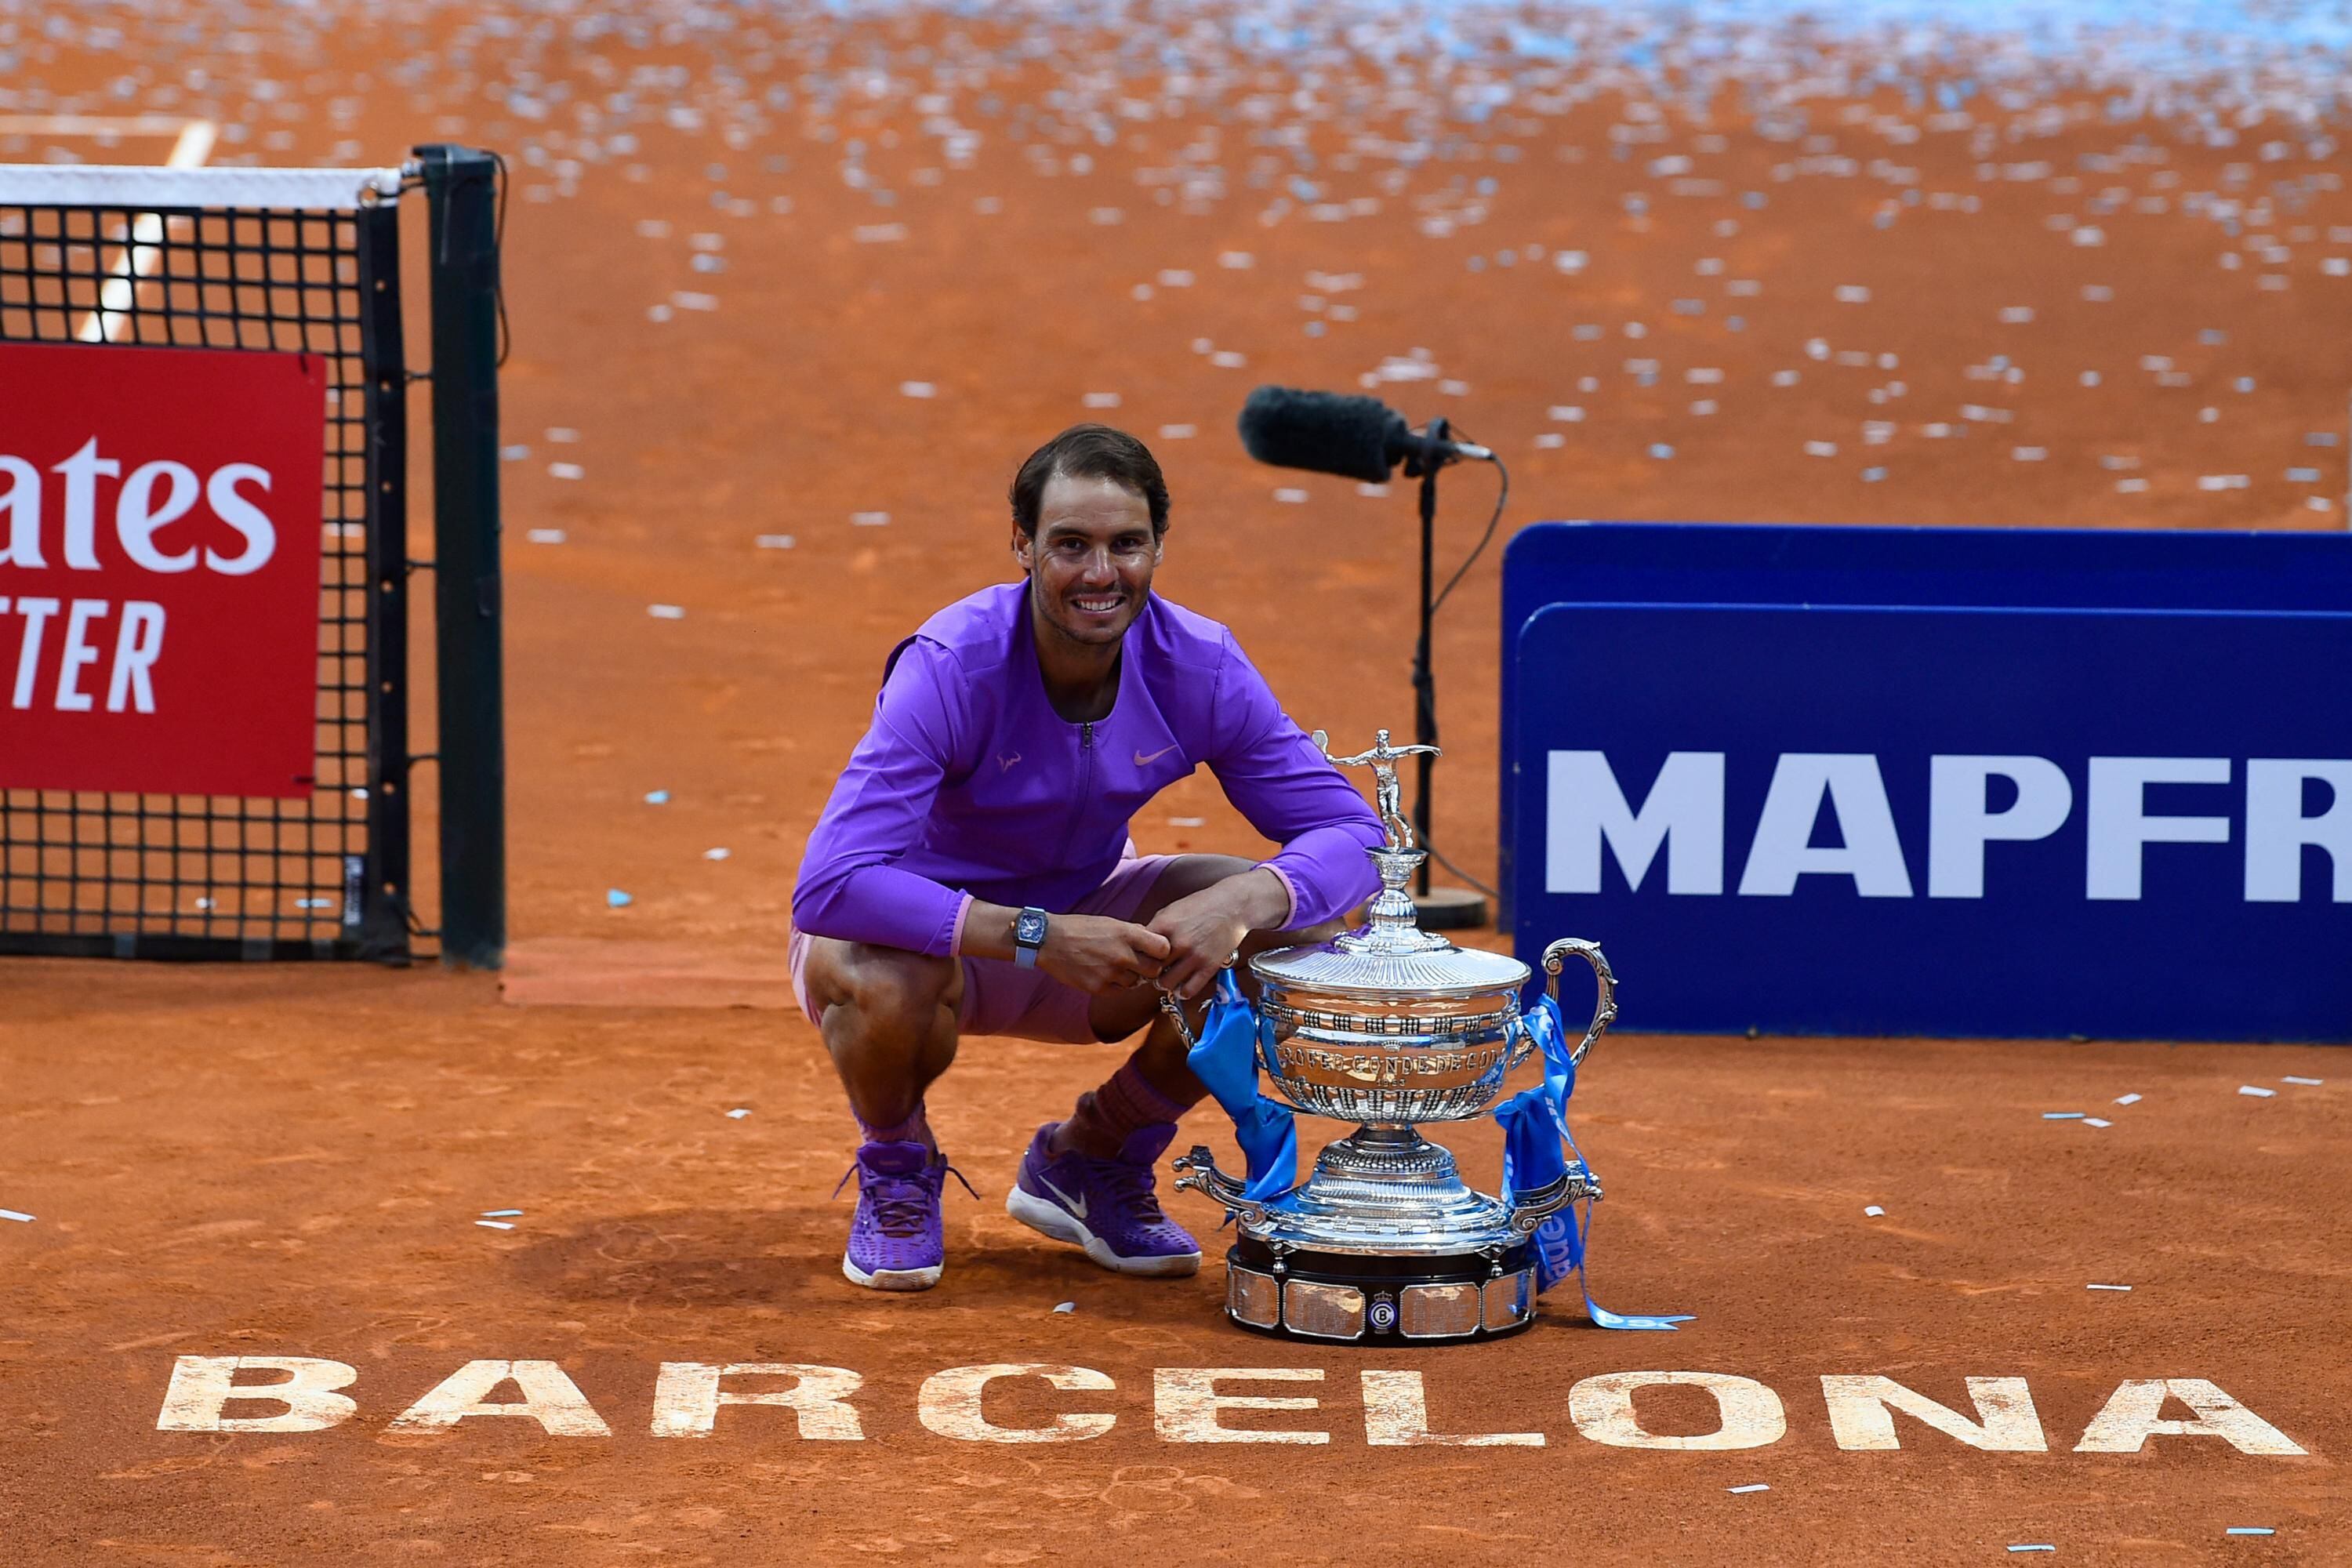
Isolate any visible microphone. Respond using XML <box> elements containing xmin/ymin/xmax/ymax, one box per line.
<box><xmin>1237</xmin><ymin>386</ymin><xmax>1494</xmax><ymax>484</ymax></box>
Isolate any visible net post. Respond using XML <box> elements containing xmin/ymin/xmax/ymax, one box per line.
<box><xmin>416</xmin><ymin>144</ymin><xmax>506</xmax><ymax>971</ymax></box>
<box><xmin>357</xmin><ymin>198</ymin><xmax>415</xmax><ymax>965</ymax></box>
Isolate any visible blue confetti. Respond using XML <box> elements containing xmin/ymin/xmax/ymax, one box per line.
<box><xmin>607</xmin><ymin>888</ymin><xmax>634</xmax><ymax>908</ymax></box>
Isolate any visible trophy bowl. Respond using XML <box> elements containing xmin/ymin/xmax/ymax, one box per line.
<box><xmin>1250</xmin><ymin>868</ymin><xmax>1534</xmax><ymax>1124</ymax></box>
<box><xmin>1171</xmin><ymin>730</ymin><xmax>1618</xmax><ymax>1345</ymax></box>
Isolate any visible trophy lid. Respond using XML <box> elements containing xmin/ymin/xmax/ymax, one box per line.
<box><xmin>1250</xmin><ymin>729</ymin><xmax>1531</xmax><ymax>1001</ymax></box>
<box><xmin>1249</xmin><ymin>931</ymin><xmax>1530</xmax><ymax>1000</ymax></box>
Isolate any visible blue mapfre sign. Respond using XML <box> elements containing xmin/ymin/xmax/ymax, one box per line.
<box><xmin>1504</xmin><ymin>526</ymin><xmax>2352</xmax><ymax>1041</ymax></box>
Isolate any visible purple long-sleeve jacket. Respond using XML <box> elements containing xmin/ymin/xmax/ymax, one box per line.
<box><xmin>792</xmin><ymin>582</ymin><xmax>1385</xmax><ymax>956</ymax></box>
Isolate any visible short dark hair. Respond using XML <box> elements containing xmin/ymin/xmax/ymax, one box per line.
<box><xmin>1009</xmin><ymin>424</ymin><xmax>1171</xmax><ymax>540</ymax></box>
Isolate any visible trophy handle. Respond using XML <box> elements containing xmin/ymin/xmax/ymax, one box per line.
<box><xmin>1172</xmin><ymin>1146</ymin><xmax>1272</xmax><ymax>1231</ymax></box>
<box><xmin>1156</xmin><ymin>989</ymin><xmax>1200</xmax><ymax>1050</ymax></box>
<box><xmin>1541</xmin><ymin>938</ymin><xmax>1618</xmax><ymax>1069</ymax></box>
<box><xmin>1503</xmin><ymin>1170</ymin><xmax>1594</xmax><ymax>1238</ymax></box>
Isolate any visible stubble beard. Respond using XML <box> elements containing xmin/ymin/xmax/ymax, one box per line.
<box><xmin>1035</xmin><ymin>571</ymin><xmax>1147</xmax><ymax>652</ymax></box>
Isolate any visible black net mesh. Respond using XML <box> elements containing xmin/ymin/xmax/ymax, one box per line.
<box><xmin>0</xmin><ymin>195</ymin><xmax>405</xmax><ymax>960</ymax></box>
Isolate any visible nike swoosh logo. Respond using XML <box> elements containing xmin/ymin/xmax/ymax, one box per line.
<box><xmin>997</xmin><ymin>753</ymin><xmax>1022</xmax><ymax>772</ymax></box>
<box><xmin>1134</xmin><ymin>744</ymin><xmax>1180</xmax><ymax>766</ymax></box>
<box><xmin>1038</xmin><ymin>1175</ymin><xmax>1087</xmax><ymax>1220</ymax></box>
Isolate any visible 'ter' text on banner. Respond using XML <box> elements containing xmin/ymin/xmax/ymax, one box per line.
<box><xmin>0</xmin><ymin>342</ymin><xmax>326</xmax><ymax>797</ymax></box>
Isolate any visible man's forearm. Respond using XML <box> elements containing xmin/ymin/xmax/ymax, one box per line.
<box><xmin>965</xmin><ymin>866</ymin><xmax>1290</xmax><ymax>962</ymax></box>
<box><xmin>1204</xmin><ymin>866</ymin><xmax>1292</xmax><ymax>931</ymax></box>
<box><xmin>793</xmin><ymin>862</ymin><xmax>970</xmax><ymax>958</ymax></box>
<box><xmin>1261</xmin><ymin>823</ymin><xmax>1384</xmax><ymax>928</ymax></box>
<box><xmin>960</xmin><ymin>900</ymin><xmax>1024</xmax><ymax>961</ymax></box>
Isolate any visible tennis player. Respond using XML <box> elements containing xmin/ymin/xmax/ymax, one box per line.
<box><xmin>791</xmin><ymin>425</ymin><xmax>1383</xmax><ymax>1290</ymax></box>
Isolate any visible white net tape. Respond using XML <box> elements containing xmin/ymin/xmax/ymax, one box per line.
<box><xmin>0</xmin><ymin>163</ymin><xmax>404</xmax><ymax>212</ymax></box>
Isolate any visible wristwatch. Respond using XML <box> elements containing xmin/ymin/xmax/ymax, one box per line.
<box><xmin>1012</xmin><ymin>906</ymin><xmax>1048</xmax><ymax>969</ymax></box>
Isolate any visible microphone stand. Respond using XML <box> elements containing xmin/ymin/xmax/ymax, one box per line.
<box><xmin>1402</xmin><ymin>417</ymin><xmax>1487</xmax><ymax>931</ymax></box>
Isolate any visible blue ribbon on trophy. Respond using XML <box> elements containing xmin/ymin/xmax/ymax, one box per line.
<box><xmin>1181</xmin><ymin>969</ymin><xmax>1300</xmax><ymax>1207</ymax></box>
<box><xmin>1494</xmin><ymin>990</ymin><xmax>1691</xmax><ymax>1331</ymax></box>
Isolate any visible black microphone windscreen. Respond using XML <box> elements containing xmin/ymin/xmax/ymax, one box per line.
<box><xmin>1237</xmin><ymin>386</ymin><xmax>1405</xmax><ymax>485</ymax></box>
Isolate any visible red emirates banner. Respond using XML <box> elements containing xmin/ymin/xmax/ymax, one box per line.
<box><xmin>0</xmin><ymin>343</ymin><xmax>327</xmax><ymax>797</ymax></box>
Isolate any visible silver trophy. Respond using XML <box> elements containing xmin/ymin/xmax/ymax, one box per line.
<box><xmin>1164</xmin><ymin>728</ymin><xmax>1617</xmax><ymax>1342</ymax></box>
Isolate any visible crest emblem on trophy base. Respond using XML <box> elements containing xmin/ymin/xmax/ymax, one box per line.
<box><xmin>1167</xmin><ymin>728</ymin><xmax>1618</xmax><ymax>1343</ymax></box>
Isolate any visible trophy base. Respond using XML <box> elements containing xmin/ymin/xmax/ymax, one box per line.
<box><xmin>1240</xmin><ymin>1125</ymin><xmax>1530</xmax><ymax>1256</ymax></box>
<box><xmin>1218</xmin><ymin>1236</ymin><xmax>1539</xmax><ymax>1343</ymax></box>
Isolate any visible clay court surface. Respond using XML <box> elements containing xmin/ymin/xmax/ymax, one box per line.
<box><xmin>5</xmin><ymin>3</ymin><xmax>2350</xmax><ymax>1561</ymax></box>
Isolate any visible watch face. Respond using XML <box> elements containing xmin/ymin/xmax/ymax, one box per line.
<box><xmin>1016</xmin><ymin>909</ymin><xmax>1047</xmax><ymax>946</ymax></box>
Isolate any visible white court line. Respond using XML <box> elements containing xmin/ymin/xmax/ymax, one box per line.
<box><xmin>82</xmin><ymin>120</ymin><xmax>218</xmax><ymax>343</ymax></box>
<box><xmin>0</xmin><ymin>114</ymin><xmax>219</xmax><ymax>342</ymax></box>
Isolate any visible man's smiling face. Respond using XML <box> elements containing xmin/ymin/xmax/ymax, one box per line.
<box><xmin>1013</xmin><ymin>472</ymin><xmax>1161</xmax><ymax>651</ymax></box>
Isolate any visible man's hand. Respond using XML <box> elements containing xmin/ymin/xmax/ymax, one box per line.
<box><xmin>1038</xmin><ymin>915</ymin><xmax>1174</xmax><ymax>997</ymax></box>
<box><xmin>1149</xmin><ymin>867</ymin><xmax>1290</xmax><ymax>999</ymax></box>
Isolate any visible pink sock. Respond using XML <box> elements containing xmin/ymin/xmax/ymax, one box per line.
<box><xmin>1093</xmin><ymin>1059</ymin><xmax>1192</xmax><ymax>1134</ymax></box>
<box><xmin>1053</xmin><ymin>1060</ymin><xmax>1199</xmax><ymax>1157</ymax></box>
<box><xmin>858</xmin><ymin>1102</ymin><xmax>932</xmax><ymax>1149</ymax></box>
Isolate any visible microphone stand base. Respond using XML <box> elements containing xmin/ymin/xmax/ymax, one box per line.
<box><xmin>1409</xmin><ymin>885</ymin><xmax>1487</xmax><ymax>931</ymax></box>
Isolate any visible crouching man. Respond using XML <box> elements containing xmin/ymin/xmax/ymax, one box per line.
<box><xmin>789</xmin><ymin>425</ymin><xmax>1381</xmax><ymax>1290</ymax></box>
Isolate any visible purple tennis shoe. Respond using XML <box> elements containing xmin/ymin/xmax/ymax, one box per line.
<box><xmin>836</xmin><ymin>1139</ymin><xmax>974</xmax><ymax>1291</ymax></box>
<box><xmin>1007</xmin><ymin>1122</ymin><xmax>1201</xmax><ymax>1277</ymax></box>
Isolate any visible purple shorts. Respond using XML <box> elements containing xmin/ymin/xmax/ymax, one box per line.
<box><xmin>789</xmin><ymin>853</ymin><xmax>1174</xmax><ymax>1044</ymax></box>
